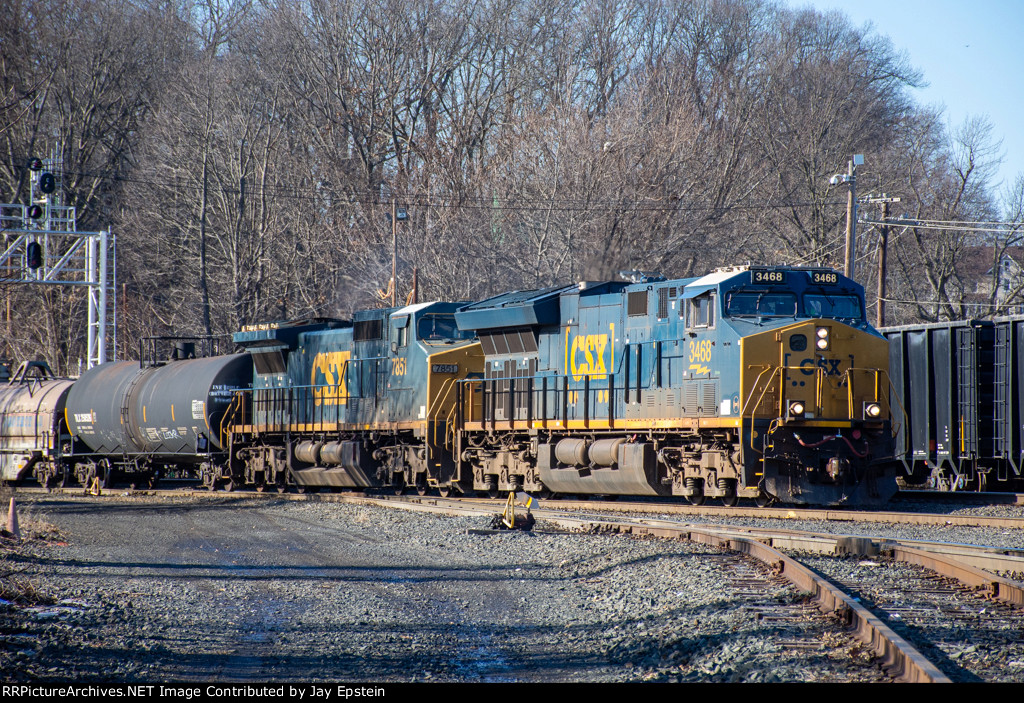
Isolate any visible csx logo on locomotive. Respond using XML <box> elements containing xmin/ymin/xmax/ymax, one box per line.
<box><xmin>799</xmin><ymin>356</ymin><xmax>847</xmax><ymax>376</ymax></box>
<box><xmin>565</xmin><ymin>329</ymin><xmax>611</xmax><ymax>381</ymax></box>
<box><xmin>312</xmin><ymin>350</ymin><xmax>350</xmax><ymax>405</ymax></box>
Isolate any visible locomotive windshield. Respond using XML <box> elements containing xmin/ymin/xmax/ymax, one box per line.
<box><xmin>417</xmin><ymin>314</ymin><xmax>474</xmax><ymax>343</ymax></box>
<box><xmin>804</xmin><ymin>293</ymin><xmax>862</xmax><ymax>320</ymax></box>
<box><xmin>725</xmin><ymin>291</ymin><xmax>797</xmax><ymax>318</ymax></box>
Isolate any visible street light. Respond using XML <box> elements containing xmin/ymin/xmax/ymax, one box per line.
<box><xmin>831</xmin><ymin>154</ymin><xmax>863</xmax><ymax>279</ymax></box>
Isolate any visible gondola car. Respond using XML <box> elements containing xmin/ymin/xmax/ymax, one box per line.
<box><xmin>883</xmin><ymin>317</ymin><xmax>1024</xmax><ymax>492</ymax></box>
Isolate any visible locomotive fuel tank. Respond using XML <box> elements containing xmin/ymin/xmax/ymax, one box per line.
<box><xmin>66</xmin><ymin>354</ymin><xmax>252</xmax><ymax>460</ymax></box>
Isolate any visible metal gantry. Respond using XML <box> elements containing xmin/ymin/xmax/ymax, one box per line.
<box><xmin>0</xmin><ymin>152</ymin><xmax>115</xmax><ymax>368</ymax></box>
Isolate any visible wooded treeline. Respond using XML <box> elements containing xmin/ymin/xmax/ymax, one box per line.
<box><xmin>2</xmin><ymin>0</ymin><xmax>1022</xmax><ymax>372</ymax></box>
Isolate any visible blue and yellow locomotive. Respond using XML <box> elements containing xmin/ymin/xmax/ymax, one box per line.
<box><xmin>225</xmin><ymin>303</ymin><xmax>480</xmax><ymax>493</ymax></box>
<box><xmin>453</xmin><ymin>266</ymin><xmax>898</xmax><ymax>505</ymax></box>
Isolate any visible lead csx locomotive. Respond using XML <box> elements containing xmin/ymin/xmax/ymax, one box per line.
<box><xmin>0</xmin><ymin>266</ymin><xmax>899</xmax><ymax>505</ymax></box>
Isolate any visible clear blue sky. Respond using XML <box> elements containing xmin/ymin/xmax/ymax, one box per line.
<box><xmin>788</xmin><ymin>0</ymin><xmax>1023</xmax><ymax>205</ymax></box>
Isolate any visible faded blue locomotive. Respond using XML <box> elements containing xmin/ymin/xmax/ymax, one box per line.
<box><xmin>225</xmin><ymin>303</ymin><xmax>479</xmax><ymax>492</ymax></box>
<box><xmin>453</xmin><ymin>266</ymin><xmax>898</xmax><ymax>505</ymax></box>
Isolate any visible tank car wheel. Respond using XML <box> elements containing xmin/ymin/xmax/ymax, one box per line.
<box><xmin>755</xmin><ymin>492</ymin><xmax>772</xmax><ymax>508</ymax></box>
<box><xmin>720</xmin><ymin>492</ymin><xmax>739</xmax><ymax>507</ymax></box>
<box><xmin>256</xmin><ymin>484</ymin><xmax>266</xmax><ymax>493</ymax></box>
<box><xmin>223</xmin><ymin>479</ymin><xmax>236</xmax><ymax>492</ymax></box>
<box><xmin>538</xmin><ymin>488</ymin><xmax>553</xmax><ymax>500</ymax></box>
<box><xmin>485</xmin><ymin>489</ymin><xmax>501</xmax><ymax>500</ymax></box>
<box><xmin>438</xmin><ymin>486</ymin><xmax>451</xmax><ymax>498</ymax></box>
<box><xmin>415</xmin><ymin>480</ymin><xmax>429</xmax><ymax>497</ymax></box>
<box><xmin>686</xmin><ymin>493</ymin><xmax>705</xmax><ymax>506</ymax></box>
<box><xmin>276</xmin><ymin>482</ymin><xmax>288</xmax><ymax>494</ymax></box>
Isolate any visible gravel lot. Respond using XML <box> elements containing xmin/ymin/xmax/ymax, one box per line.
<box><xmin>0</xmin><ymin>494</ymin><xmax>889</xmax><ymax>683</ymax></box>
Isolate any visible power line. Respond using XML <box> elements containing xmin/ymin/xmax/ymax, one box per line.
<box><xmin>14</xmin><ymin>164</ymin><xmax>848</xmax><ymax>215</ymax></box>
<box><xmin>860</xmin><ymin>219</ymin><xmax>1023</xmax><ymax>235</ymax></box>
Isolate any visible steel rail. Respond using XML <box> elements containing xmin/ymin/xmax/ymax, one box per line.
<box><xmin>523</xmin><ymin>514</ymin><xmax>951</xmax><ymax>683</ymax></box>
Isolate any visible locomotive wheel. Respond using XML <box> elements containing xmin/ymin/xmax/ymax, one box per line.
<box><xmin>392</xmin><ymin>477</ymin><xmax>406</xmax><ymax>496</ymax></box>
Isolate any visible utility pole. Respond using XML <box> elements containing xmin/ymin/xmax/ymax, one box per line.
<box><xmin>391</xmin><ymin>198</ymin><xmax>397</xmax><ymax>307</ymax></box>
<box><xmin>844</xmin><ymin>160</ymin><xmax>856</xmax><ymax>278</ymax></box>
<box><xmin>862</xmin><ymin>194</ymin><xmax>901</xmax><ymax>327</ymax></box>
<box><xmin>389</xmin><ymin>199</ymin><xmax>408</xmax><ymax>308</ymax></box>
<box><xmin>878</xmin><ymin>199</ymin><xmax>889</xmax><ymax>327</ymax></box>
<box><xmin>831</xmin><ymin>154</ymin><xmax>863</xmax><ymax>279</ymax></box>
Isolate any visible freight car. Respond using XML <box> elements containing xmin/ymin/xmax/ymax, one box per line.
<box><xmin>0</xmin><ymin>361</ymin><xmax>74</xmax><ymax>488</ymax></box>
<box><xmin>883</xmin><ymin>317</ymin><xmax>1024</xmax><ymax>492</ymax></box>
<box><xmin>60</xmin><ymin>338</ymin><xmax>252</xmax><ymax>488</ymax></box>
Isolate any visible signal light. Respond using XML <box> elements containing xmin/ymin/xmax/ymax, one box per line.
<box><xmin>27</xmin><ymin>158</ymin><xmax>43</xmax><ymax>171</ymax></box>
<box><xmin>38</xmin><ymin>172</ymin><xmax>55</xmax><ymax>194</ymax></box>
<box><xmin>28</xmin><ymin>204</ymin><xmax>43</xmax><ymax>219</ymax></box>
<box><xmin>26</xmin><ymin>242</ymin><xmax>42</xmax><ymax>270</ymax></box>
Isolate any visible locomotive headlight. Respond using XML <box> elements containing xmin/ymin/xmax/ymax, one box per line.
<box><xmin>815</xmin><ymin>326</ymin><xmax>830</xmax><ymax>350</ymax></box>
<box><xmin>863</xmin><ymin>402</ymin><xmax>883</xmax><ymax>419</ymax></box>
<box><xmin>788</xmin><ymin>400</ymin><xmax>806</xmax><ymax>418</ymax></box>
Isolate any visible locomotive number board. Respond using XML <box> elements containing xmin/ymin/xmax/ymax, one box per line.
<box><xmin>751</xmin><ymin>270</ymin><xmax>786</xmax><ymax>284</ymax></box>
<box><xmin>809</xmin><ymin>271</ymin><xmax>839</xmax><ymax>285</ymax></box>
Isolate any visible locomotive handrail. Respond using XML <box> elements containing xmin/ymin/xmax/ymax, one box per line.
<box><xmin>740</xmin><ymin>365</ymin><xmax>779</xmax><ymax>419</ymax></box>
<box><xmin>458</xmin><ymin>373</ymin><xmax>619</xmax><ymax>427</ymax></box>
<box><xmin>219</xmin><ymin>390</ymin><xmax>247</xmax><ymax>446</ymax></box>
<box><xmin>427</xmin><ymin>377</ymin><xmax>460</xmax><ymax>449</ymax></box>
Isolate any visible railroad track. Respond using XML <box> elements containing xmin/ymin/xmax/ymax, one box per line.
<box><xmin>7</xmin><ymin>488</ymin><xmax>1022</xmax><ymax>682</ymax></box>
<box><xmin>358</xmin><ymin>494</ymin><xmax>1024</xmax><ymax>682</ymax></box>
<box><xmin>10</xmin><ymin>484</ymin><xmax>1024</xmax><ymax>530</ymax></box>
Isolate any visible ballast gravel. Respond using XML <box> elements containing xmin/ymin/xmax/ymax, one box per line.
<box><xmin>0</xmin><ymin>494</ymin><xmax>890</xmax><ymax>683</ymax></box>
